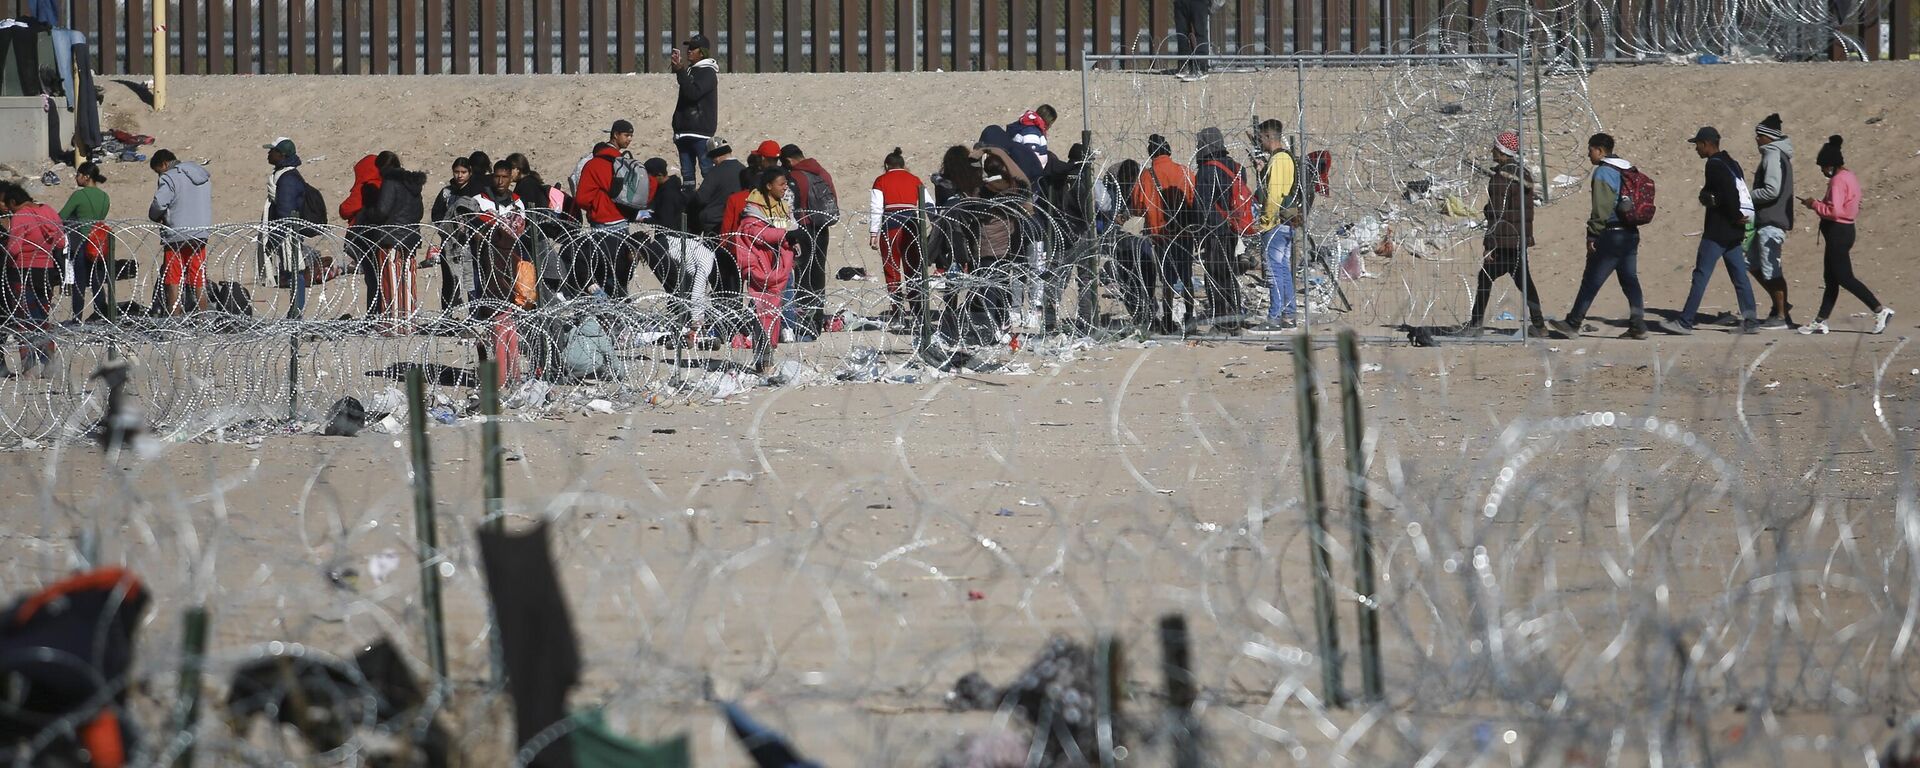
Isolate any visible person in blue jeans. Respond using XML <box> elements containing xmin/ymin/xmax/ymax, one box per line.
<box><xmin>1251</xmin><ymin>119</ymin><xmax>1299</xmax><ymax>330</ymax></box>
<box><xmin>670</xmin><ymin>34</ymin><xmax>719</xmax><ymax>185</ymax></box>
<box><xmin>1550</xmin><ymin>132</ymin><xmax>1649</xmax><ymax>340</ymax></box>
<box><xmin>1674</xmin><ymin>126</ymin><xmax>1759</xmax><ymax>334</ymax></box>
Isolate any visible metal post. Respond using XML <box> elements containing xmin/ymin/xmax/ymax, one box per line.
<box><xmin>1159</xmin><ymin>614</ymin><xmax>1201</xmax><ymax>768</ymax></box>
<box><xmin>479</xmin><ymin>364</ymin><xmax>505</xmax><ymax>533</ymax></box>
<box><xmin>1530</xmin><ymin>46</ymin><xmax>1547</xmax><ymax>205</ymax></box>
<box><xmin>1095</xmin><ymin>633</ymin><xmax>1123</xmax><ymax>768</ymax></box>
<box><xmin>1294</xmin><ymin>59</ymin><xmax>1309</xmax><ymax>330</ymax></box>
<box><xmin>287</xmin><ymin>334</ymin><xmax>300</xmax><ymax>421</ymax></box>
<box><xmin>405</xmin><ymin>368</ymin><xmax>449</xmax><ymax>682</ymax></box>
<box><xmin>1336</xmin><ymin>330</ymin><xmax>1382</xmax><ymax>703</ymax></box>
<box><xmin>1514</xmin><ymin>53</ymin><xmax>1532</xmax><ymax>344</ymax></box>
<box><xmin>170</xmin><ymin>606</ymin><xmax>208</xmax><ymax>768</ymax></box>
<box><xmin>915</xmin><ymin>204</ymin><xmax>933</xmax><ymax>351</ymax></box>
<box><xmin>152</xmin><ymin>0</ymin><xmax>166</xmax><ymax>110</ymax></box>
<box><xmin>1293</xmin><ymin>333</ymin><xmax>1344</xmax><ymax>708</ymax></box>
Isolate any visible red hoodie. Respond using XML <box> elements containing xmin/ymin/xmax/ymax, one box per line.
<box><xmin>340</xmin><ymin>154</ymin><xmax>383</xmax><ymax>223</ymax></box>
<box><xmin>573</xmin><ymin>143</ymin><xmax>625</xmax><ymax>225</ymax></box>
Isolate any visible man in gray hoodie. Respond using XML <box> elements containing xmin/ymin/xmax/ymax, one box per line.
<box><xmin>148</xmin><ymin>149</ymin><xmax>215</xmax><ymax>315</ymax></box>
<box><xmin>1748</xmin><ymin>113</ymin><xmax>1795</xmax><ymax>329</ymax></box>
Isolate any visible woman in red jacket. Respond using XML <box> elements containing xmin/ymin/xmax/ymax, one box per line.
<box><xmin>731</xmin><ymin>168</ymin><xmax>796</xmax><ymax>372</ymax></box>
<box><xmin>2</xmin><ymin>182</ymin><xmax>64</xmax><ymax>374</ymax></box>
<box><xmin>342</xmin><ymin>153</ymin><xmax>389</xmax><ymax>315</ymax></box>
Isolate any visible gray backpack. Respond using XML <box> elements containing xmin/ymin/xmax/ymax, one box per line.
<box><xmin>561</xmin><ymin>317</ymin><xmax>616</xmax><ymax>380</ymax></box>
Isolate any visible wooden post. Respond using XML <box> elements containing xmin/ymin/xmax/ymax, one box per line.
<box><xmin>1237</xmin><ymin>0</ymin><xmax>1254</xmax><ymax>54</ymax></box>
<box><xmin>842</xmin><ymin>0</ymin><xmax>862</xmax><ymax>71</ymax></box>
<box><xmin>152</xmin><ymin>0</ymin><xmax>166</xmax><ymax>106</ymax></box>
<box><xmin>730</xmin><ymin>0</ymin><xmax>750</xmax><ymax>71</ymax></box>
<box><xmin>1064</xmin><ymin>0</ymin><xmax>1082</xmax><ymax>67</ymax></box>
<box><xmin>512</xmin><ymin>0</ymin><xmax>530</xmax><ymax>72</ymax></box>
<box><xmin>537</xmin><ymin>0</ymin><xmax>556</xmax><ymax>73</ymax></box>
<box><xmin>868</xmin><ymin>0</ymin><xmax>886</xmax><ymax>70</ymax></box>
<box><xmin>233</xmin><ymin>0</ymin><xmax>252</xmax><ymax>73</ymax></box>
<box><xmin>100</xmin><ymin>0</ymin><xmax>119</xmax><ymax>73</ymax></box>
<box><xmin>479</xmin><ymin>0</ymin><xmax>499</xmax><ymax>72</ymax></box>
<box><xmin>954</xmin><ymin>0</ymin><xmax>973</xmax><ymax>68</ymax></box>
<box><xmin>399</xmin><ymin>0</ymin><xmax>417</xmax><ymax>73</ymax></box>
<box><xmin>923</xmin><ymin>0</ymin><xmax>943</xmax><ymax>69</ymax></box>
<box><xmin>373</xmin><ymin>0</ymin><xmax>392</xmax><ymax>73</ymax></box>
<box><xmin>1321</xmin><ymin>0</ymin><xmax>1341</xmax><ymax>52</ymax></box>
<box><xmin>1150</xmin><ymin>0</ymin><xmax>1168</xmax><ymax>55</ymax></box>
<box><xmin>1093</xmin><ymin>0</ymin><xmax>1111</xmax><ymax>56</ymax></box>
<box><xmin>344</xmin><ymin>0</ymin><xmax>362</xmax><ymax>73</ymax></box>
<box><xmin>1293</xmin><ymin>0</ymin><xmax>1312</xmax><ymax>54</ymax></box>
<box><xmin>810</xmin><ymin>0</ymin><xmax>831</xmax><ymax>69</ymax></box>
<box><xmin>563</xmin><ymin>0</ymin><xmax>583</xmax><ymax>72</ymax></box>
<box><xmin>450</xmin><ymin>0</ymin><xmax>470</xmax><ymax>72</ymax></box>
<box><xmin>591</xmin><ymin>0</ymin><xmax>610</xmax><ymax>71</ymax></box>
<box><xmin>789</xmin><ymin>0</ymin><xmax>809</xmax><ymax>70</ymax></box>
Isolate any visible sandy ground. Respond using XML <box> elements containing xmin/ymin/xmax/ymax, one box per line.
<box><xmin>1</xmin><ymin>63</ymin><xmax>1918</xmax><ymax>765</ymax></box>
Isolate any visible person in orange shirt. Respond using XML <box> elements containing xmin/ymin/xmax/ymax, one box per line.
<box><xmin>1130</xmin><ymin>134</ymin><xmax>1196</xmax><ymax>334</ymax></box>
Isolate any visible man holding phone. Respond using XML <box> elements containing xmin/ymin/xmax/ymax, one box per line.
<box><xmin>671</xmin><ymin>34</ymin><xmax>720</xmax><ymax>186</ymax></box>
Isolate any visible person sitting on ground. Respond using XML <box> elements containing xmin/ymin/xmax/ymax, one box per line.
<box><xmin>640</xmin><ymin>157</ymin><xmax>714</xmax><ymax>343</ymax></box>
<box><xmin>1461</xmin><ymin>130</ymin><xmax>1546</xmax><ymax>337</ymax></box>
<box><xmin>59</xmin><ymin>161</ymin><xmax>112</xmax><ymax>323</ymax></box>
<box><xmin>1798</xmin><ymin>135</ymin><xmax>1895</xmax><ymax>335</ymax></box>
<box><xmin>146</xmin><ymin>149</ymin><xmax>215</xmax><ymax>316</ymax></box>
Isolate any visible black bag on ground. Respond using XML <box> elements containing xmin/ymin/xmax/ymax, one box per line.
<box><xmin>207</xmin><ymin>281</ymin><xmax>253</xmax><ymax>316</ymax></box>
<box><xmin>0</xmin><ymin>568</ymin><xmax>148</xmax><ymax>767</ymax></box>
<box><xmin>323</xmin><ymin>396</ymin><xmax>367</xmax><ymax>436</ymax></box>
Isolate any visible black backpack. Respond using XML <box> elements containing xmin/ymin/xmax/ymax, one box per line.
<box><xmin>299</xmin><ymin>180</ymin><xmax>329</xmax><ymax>228</ymax></box>
<box><xmin>794</xmin><ymin>168</ymin><xmax>840</xmax><ymax>229</ymax></box>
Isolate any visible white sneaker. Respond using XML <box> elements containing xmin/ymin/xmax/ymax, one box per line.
<box><xmin>1798</xmin><ymin>320</ymin><xmax>1829</xmax><ymax>335</ymax></box>
<box><xmin>1872</xmin><ymin>307</ymin><xmax>1896</xmax><ymax>334</ymax></box>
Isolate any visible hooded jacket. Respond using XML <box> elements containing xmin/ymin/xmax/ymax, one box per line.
<box><xmin>573</xmin><ymin>143</ymin><xmax>628</xmax><ymax>226</ymax></box>
<box><xmin>1483</xmin><ymin>158</ymin><xmax>1535</xmax><ymax>250</ymax></box>
<box><xmin>672</xmin><ymin>59</ymin><xmax>720</xmax><ymax>140</ymax></box>
<box><xmin>1699</xmin><ymin>151</ymin><xmax>1748</xmax><ymax>247</ymax></box>
<box><xmin>789</xmin><ymin>157</ymin><xmax>839</xmax><ymax>229</ymax></box>
<box><xmin>1191</xmin><ymin>127</ymin><xmax>1240</xmax><ymax>235</ymax></box>
<box><xmin>148</xmin><ymin>160</ymin><xmax>214</xmax><ymax>244</ymax></box>
<box><xmin>695</xmin><ymin>158</ymin><xmax>749</xmax><ymax>234</ymax></box>
<box><xmin>267</xmin><ymin>154</ymin><xmax>307</xmax><ymax>221</ymax></box>
<box><xmin>5</xmin><ymin>201</ymin><xmax>63</xmax><ymax>269</ymax></box>
<box><xmin>432</xmin><ymin>175</ymin><xmax>487</xmax><ymax>224</ymax></box>
<box><xmin>1132</xmin><ymin>154</ymin><xmax>1196</xmax><ymax>240</ymax></box>
<box><xmin>341</xmin><ymin>155</ymin><xmax>384</xmax><ymax>224</ymax></box>
<box><xmin>367</xmin><ymin>166</ymin><xmax>428</xmax><ymax>251</ymax></box>
<box><xmin>978</xmin><ymin>125</ymin><xmax>1043</xmax><ymax>183</ymax></box>
<box><xmin>733</xmin><ymin>190</ymin><xmax>795</xmax><ymax>286</ymax></box>
<box><xmin>1751</xmin><ymin>137</ymin><xmax>1794</xmax><ymax>230</ymax></box>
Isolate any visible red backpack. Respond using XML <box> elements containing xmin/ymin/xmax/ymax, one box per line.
<box><xmin>1205</xmin><ymin>159</ymin><xmax>1260</xmax><ymax>236</ymax></box>
<box><xmin>1614</xmin><ymin>164</ymin><xmax>1657</xmax><ymax>226</ymax></box>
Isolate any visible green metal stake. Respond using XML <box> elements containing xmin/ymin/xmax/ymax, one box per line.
<box><xmin>287</xmin><ymin>334</ymin><xmax>300</xmax><ymax>422</ymax></box>
<box><xmin>171</xmin><ymin>605</ymin><xmax>208</xmax><ymax>768</ymax></box>
<box><xmin>1336</xmin><ymin>330</ymin><xmax>1383</xmax><ymax>704</ymax></box>
<box><xmin>406</xmin><ymin>368</ymin><xmax>449</xmax><ymax>683</ymax></box>
<box><xmin>479</xmin><ymin>363</ymin><xmax>505</xmax><ymax>534</ymax></box>
<box><xmin>915</xmin><ymin>205</ymin><xmax>933</xmax><ymax>353</ymax></box>
<box><xmin>1095</xmin><ymin>633</ymin><xmax>1123</xmax><ymax>768</ymax></box>
<box><xmin>1159</xmin><ymin>614</ymin><xmax>1201</xmax><ymax>768</ymax></box>
<box><xmin>1293</xmin><ymin>333</ymin><xmax>1344</xmax><ymax>708</ymax></box>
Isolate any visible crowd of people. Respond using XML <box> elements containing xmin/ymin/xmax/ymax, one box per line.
<box><xmin>0</xmin><ymin>40</ymin><xmax>1904</xmax><ymax>381</ymax></box>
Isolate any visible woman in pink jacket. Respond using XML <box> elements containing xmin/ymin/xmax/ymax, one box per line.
<box><xmin>1</xmin><ymin>182</ymin><xmax>65</xmax><ymax>374</ymax></box>
<box><xmin>1798</xmin><ymin>135</ymin><xmax>1895</xmax><ymax>335</ymax></box>
<box><xmin>731</xmin><ymin>168</ymin><xmax>796</xmax><ymax>371</ymax></box>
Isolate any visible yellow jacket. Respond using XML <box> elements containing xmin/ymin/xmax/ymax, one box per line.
<box><xmin>1259</xmin><ymin>151</ymin><xmax>1297</xmax><ymax>231</ymax></box>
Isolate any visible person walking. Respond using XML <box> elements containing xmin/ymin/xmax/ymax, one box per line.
<box><xmin>2</xmin><ymin>182</ymin><xmax>64</xmax><ymax>374</ymax></box>
<box><xmin>1798</xmin><ymin>135</ymin><xmax>1895</xmax><ymax>335</ymax></box>
<box><xmin>1190</xmin><ymin>126</ymin><xmax>1247</xmax><ymax>334</ymax></box>
<box><xmin>869</xmin><ymin>147</ymin><xmax>927</xmax><ymax>327</ymax></box>
<box><xmin>1550</xmin><ymin>133</ymin><xmax>1648</xmax><ymax>340</ymax></box>
<box><xmin>1251</xmin><ymin>119</ymin><xmax>1299</xmax><ymax>331</ymax></box>
<box><xmin>572</xmin><ymin>120</ymin><xmax>637</xmax><ymax>299</ymax></box>
<box><xmin>146</xmin><ymin>149</ymin><xmax>215</xmax><ymax>316</ymax></box>
<box><xmin>1675</xmin><ymin>126</ymin><xmax>1760</xmax><ymax>334</ymax></box>
<box><xmin>783</xmin><ymin>144</ymin><xmax>838</xmax><ymax>339</ymax></box>
<box><xmin>1132</xmin><ymin>134</ymin><xmax>1197</xmax><ymax>334</ymax></box>
<box><xmin>58</xmin><ymin>161</ymin><xmax>111</xmax><ymax>323</ymax></box>
<box><xmin>262</xmin><ymin>138</ymin><xmax>316</xmax><ymax>318</ymax></box>
<box><xmin>671</xmin><ymin>34</ymin><xmax>719</xmax><ymax>186</ymax></box>
<box><xmin>1462</xmin><ymin>130</ymin><xmax>1546</xmax><ymax>336</ymax></box>
<box><xmin>1748</xmin><ymin>113</ymin><xmax>1795</xmax><ymax>329</ymax></box>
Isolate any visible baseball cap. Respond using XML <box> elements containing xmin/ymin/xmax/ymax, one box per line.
<box><xmin>1686</xmin><ymin>126</ymin><xmax>1720</xmax><ymax>144</ymax></box>
<box><xmin>684</xmin><ymin>34</ymin><xmax>711</xmax><ymax>51</ymax></box>
<box><xmin>752</xmin><ymin>140</ymin><xmax>782</xmax><ymax>159</ymax></box>
<box><xmin>707</xmin><ymin>137</ymin><xmax>733</xmax><ymax>158</ymax></box>
<box><xmin>608</xmin><ymin>119</ymin><xmax>635</xmax><ymax>135</ymax></box>
<box><xmin>262</xmin><ymin>137</ymin><xmax>296</xmax><ymax>155</ymax></box>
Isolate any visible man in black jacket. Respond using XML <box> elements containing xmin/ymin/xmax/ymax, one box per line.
<box><xmin>1676</xmin><ymin>126</ymin><xmax>1759</xmax><ymax>333</ymax></box>
<box><xmin>671</xmin><ymin>34</ymin><xmax>719</xmax><ymax>185</ymax></box>
<box><xmin>1190</xmin><ymin>127</ymin><xmax>1244</xmax><ymax>333</ymax></box>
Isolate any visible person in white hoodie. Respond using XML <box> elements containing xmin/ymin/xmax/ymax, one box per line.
<box><xmin>147</xmin><ymin>149</ymin><xmax>215</xmax><ymax>315</ymax></box>
<box><xmin>1550</xmin><ymin>133</ymin><xmax>1648</xmax><ymax>339</ymax></box>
